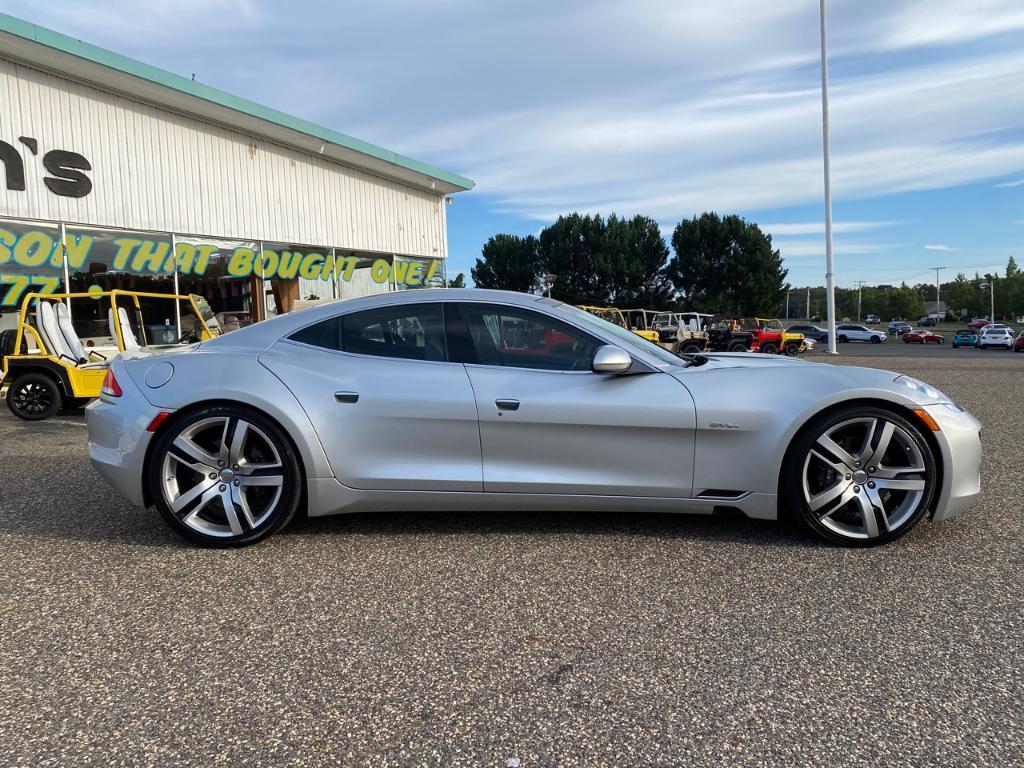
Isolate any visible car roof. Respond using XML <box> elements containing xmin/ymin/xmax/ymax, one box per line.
<box><xmin>203</xmin><ymin>289</ymin><xmax>574</xmax><ymax>349</ymax></box>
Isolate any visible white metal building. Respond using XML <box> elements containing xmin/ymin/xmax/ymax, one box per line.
<box><xmin>0</xmin><ymin>12</ymin><xmax>473</xmax><ymax>330</ymax></box>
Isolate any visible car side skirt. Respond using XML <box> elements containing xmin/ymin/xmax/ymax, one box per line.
<box><xmin>305</xmin><ymin>478</ymin><xmax>780</xmax><ymax>520</ymax></box>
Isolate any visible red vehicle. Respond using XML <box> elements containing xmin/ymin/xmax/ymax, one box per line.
<box><xmin>902</xmin><ymin>330</ymin><xmax>944</xmax><ymax>345</ymax></box>
<box><xmin>734</xmin><ymin>318</ymin><xmax>783</xmax><ymax>354</ymax></box>
<box><xmin>1015</xmin><ymin>331</ymin><xmax>1024</xmax><ymax>353</ymax></box>
<box><xmin>969</xmin><ymin>318</ymin><xmax>991</xmax><ymax>330</ymax></box>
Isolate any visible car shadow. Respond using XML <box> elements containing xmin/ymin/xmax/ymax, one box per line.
<box><xmin>282</xmin><ymin>507</ymin><xmax>824</xmax><ymax>550</ymax></box>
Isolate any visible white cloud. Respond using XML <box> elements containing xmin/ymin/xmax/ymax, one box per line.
<box><xmin>762</xmin><ymin>221</ymin><xmax>898</xmax><ymax>236</ymax></box>
<box><xmin>924</xmin><ymin>244</ymin><xmax>956</xmax><ymax>251</ymax></box>
<box><xmin>994</xmin><ymin>178</ymin><xmax>1024</xmax><ymax>188</ymax></box>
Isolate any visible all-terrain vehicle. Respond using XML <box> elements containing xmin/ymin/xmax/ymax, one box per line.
<box><xmin>755</xmin><ymin>318</ymin><xmax>807</xmax><ymax>355</ymax></box>
<box><xmin>704</xmin><ymin>317</ymin><xmax>754</xmax><ymax>353</ymax></box>
<box><xmin>1</xmin><ymin>289</ymin><xmax>219</xmax><ymax>421</ymax></box>
<box><xmin>660</xmin><ymin>312</ymin><xmax>716</xmax><ymax>354</ymax></box>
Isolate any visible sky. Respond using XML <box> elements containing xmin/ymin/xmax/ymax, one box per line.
<box><xmin>6</xmin><ymin>0</ymin><xmax>1023</xmax><ymax>288</ymax></box>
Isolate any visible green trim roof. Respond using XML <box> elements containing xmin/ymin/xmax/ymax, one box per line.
<box><xmin>0</xmin><ymin>11</ymin><xmax>474</xmax><ymax>191</ymax></box>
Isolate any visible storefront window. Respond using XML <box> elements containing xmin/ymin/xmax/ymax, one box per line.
<box><xmin>0</xmin><ymin>218</ymin><xmax>64</xmax><ymax>313</ymax></box>
<box><xmin>64</xmin><ymin>225</ymin><xmax>176</xmax><ymax>343</ymax></box>
<box><xmin>174</xmin><ymin>235</ymin><xmax>257</xmax><ymax>329</ymax></box>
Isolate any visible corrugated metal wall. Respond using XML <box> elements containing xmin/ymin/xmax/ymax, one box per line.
<box><xmin>0</xmin><ymin>58</ymin><xmax>448</xmax><ymax>259</ymax></box>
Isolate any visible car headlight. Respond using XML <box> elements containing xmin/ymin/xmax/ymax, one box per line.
<box><xmin>893</xmin><ymin>375</ymin><xmax>954</xmax><ymax>405</ymax></box>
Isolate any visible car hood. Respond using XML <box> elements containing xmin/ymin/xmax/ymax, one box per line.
<box><xmin>668</xmin><ymin>352</ymin><xmax>810</xmax><ymax>370</ymax></box>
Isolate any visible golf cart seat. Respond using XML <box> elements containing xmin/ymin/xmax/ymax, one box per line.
<box><xmin>36</xmin><ymin>301</ymin><xmax>108</xmax><ymax>368</ymax></box>
<box><xmin>108</xmin><ymin>306</ymin><xmax>140</xmax><ymax>349</ymax></box>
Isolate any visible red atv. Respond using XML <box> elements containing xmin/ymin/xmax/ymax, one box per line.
<box><xmin>733</xmin><ymin>318</ymin><xmax>784</xmax><ymax>354</ymax></box>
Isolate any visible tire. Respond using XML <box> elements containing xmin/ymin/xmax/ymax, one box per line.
<box><xmin>782</xmin><ymin>406</ymin><xmax>937</xmax><ymax>547</ymax></box>
<box><xmin>6</xmin><ymin>372</ymin><xmax>63</xmax><ymax>421</ymax></box>
<box><xmin>679</xmin><ymin>342</ymin><xmax>704</xmax><ymax>354</ymax></box>
<box><xmin>903</xmin><ymin>337</ymin><xmax>911</xmax><ymax>344</ymax></box>
<box><xmin>784</xmin><ymin>342</ymin><xmax>800</xmax><ymax>356</ymax></box>
<box><xmin>727</xmin><ymin>340</ymin><xmax>748</xmax><ymax>352</ymax></box>
<box><xmin>760</xmin><ymin>342</ymin><xmax>778</xmax><ymax>355</ymax></box>
<box><xmin>871</xmin><ymin>336</ymin><xmax>882</xmax><ymax>344</ymax></box>
<box><xmin>837</xmin><ymin>335</ymin><xmax>848</xmax><ymax>343</ymax></box>
<box><xmin>148</xmin><ymin>405</ymin><xmax>302</xmax><ymax>547</ymax></box>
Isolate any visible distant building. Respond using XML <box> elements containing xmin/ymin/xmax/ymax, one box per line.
<box><xmin>923</xmin><ymin>301</ymin><xmax>948</xmax><ymax>318</ymax></box>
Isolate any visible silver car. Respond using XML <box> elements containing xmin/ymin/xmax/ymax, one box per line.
<box><xmin>86</xmin><ymin>289</ymin><xmax>982</xmax><ymax>548</ymax></box>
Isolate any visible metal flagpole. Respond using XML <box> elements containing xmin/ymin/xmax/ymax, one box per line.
<box><xmin>820</xmin><ymin>0</ymin><xmax>838</xmax><ymax>354</ymax></box>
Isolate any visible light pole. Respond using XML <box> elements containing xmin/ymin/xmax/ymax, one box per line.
<box><xmin>854</xmin><ymin>280</ymin><xmax>866</xmax><ymax>323</ymax></box>
<box><xmin>542</xmin><ymin>273</ymin><xmax>557</xmax><ymax>298</ymax></box>
<box><xmin>819</xmin><ymin>0</ymin><xmax>837</xmax><ymax>354</ymax></box>
<box><xmin>981</xmin><ymin>274</ymin><xmax>995</xmax><ymax>322</ymax></box>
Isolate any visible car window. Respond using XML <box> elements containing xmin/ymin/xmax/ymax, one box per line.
<box><xmin>289</xmin><ymin>303</ymin><xmax>447</xmax><ymax>362</ymax></box>
<box><xmin>459</xmin><ymin>303</ymin><xmax>601</xmax><ymax>371</ymax></box>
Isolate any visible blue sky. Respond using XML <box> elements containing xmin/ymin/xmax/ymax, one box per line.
<box><xmin>8</xmin><ymin>0</ymin><xmax>1023</xmax><ymax>287</ymax></box>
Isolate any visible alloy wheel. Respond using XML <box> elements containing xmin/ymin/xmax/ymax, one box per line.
<box><xmin>160</xmin><ymin>416</ymin><xmax>285</xmax><ymax>538</ymax></box>
<box><xmin>801</xmin><ymin>416</ymin><xmax>929</xmax><ymax>541</ymax></box>
<box><xmin>12</xmin><ymin>381</ymin><xmax>54</xmax><ymax>415</ymax></box>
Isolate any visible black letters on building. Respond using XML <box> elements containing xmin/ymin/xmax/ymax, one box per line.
<box><xmin>42</xmin><ymin>149</ymin><xmax>93</xmax><ymax>198</ymax></box>
<box><xmin>1</xmin><ymin>137</ymin><xmax>92</xmax><ymax>197</ymax></box>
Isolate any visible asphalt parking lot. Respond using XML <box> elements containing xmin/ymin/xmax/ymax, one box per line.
<box><xmin>1</xmin><ymin>349</ymin><xmax>1021</xmax><ymax>767</ymax></box>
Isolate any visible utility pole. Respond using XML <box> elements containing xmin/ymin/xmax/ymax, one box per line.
<box><xmin>854</xmin><ymin>280</ymin><xmax>866</xmax><ymax>323</ymax></box>
<box><xmin>806</xmin><ymin>287</ymin><xmax>811</xmax><ymax>319</ymax></box>
<box><xmin>786</xmin><ymin>291</ymin><xmax>790</xmax><ymax>319</ymax></box>
<box><xmin>931</xmin><ymin>266</ymin><xmax>945</xmax><ymax>319</ymax></box>
<box><xmin>819</xmin><ymin>0</ymin><xmax>837</xmax><ymax>354</ymax></box>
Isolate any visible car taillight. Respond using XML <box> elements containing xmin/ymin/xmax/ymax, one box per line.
<box><xmin>101</xmin><ymin>369</ymin><xmax>123</xmax><ymax>397</ymax></box>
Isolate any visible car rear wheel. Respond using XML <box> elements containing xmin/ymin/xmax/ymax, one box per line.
<box><xmin>149</xmin><ymin>405</ymin><xmax>302</xmax><ymax>547</ymax></box>
<box><xmin>6</xmin><ymin>372</ymin><xmax>63</xmax><ymax>421</ymax></box>
<box><xmin>727</xmin><ymin>340</ymin><xmax>747</xmax><ymax>352</ymax></box>
<box><xmin>760</xmin><ymin>342</ymin><xmax>778</xmax><ymax>354</ymax></box>
<box><xmin>783</xmin><ymin>407</ymin><xmax>937</xmax><ymax>547</ymax></box>
<box><xmin>837</xmin><ymin>335</ymin><xmax>848</xmax><ymax>343</ymax></box>
<box><xmin>679</xmin><ymin>342</ymin><xmax>704</xmax><ymax>354</ymax></box>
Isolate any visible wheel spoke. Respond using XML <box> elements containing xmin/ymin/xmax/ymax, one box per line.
<box><xmin>220</xmin><ymin>487</ymin><xmax>245</xmax><ymax>535</ymax></box>
<box><xmin>173</xmin><ymin>480</ymin><xmax>219</xmax><ymax>516</ymax></box>
<box><xmin>808</xmin><ymin>449</ymin><xmax>848</xmax><ymax>476</ymax></box>
<box><xmin>230</xmin><ymin>485</ymin><xmax>258</xmax><ymax>529</ymax></box>
<box><xmin>815</xmin><ymin>434</ymin><xmax>856</xmax><ymax>469</ymax></box>
<box><xmin>172</xmin><ymin>435</ymin><xmax>219</xmax><ymax>469</ymax></box>
<box><xmin>239</xmin><ymin>474</ymin><xmax>284</xmax><ymax>488</ymax></box>
<box><xmin>808</xmin><ymin>479</ymin><xmax>848</xmax><ymax>513</ymax></box>
<box><xmin>854</xmin><ymin>491</ymin><xmax>882</xmax><ymax>538</ymax></box>
<box><xmin>874</xmin><ymin>477</ymin><xmax>926</xmax><ymax>492</ymax></box>
<box><xmin>228</xmin><ymin>420</ymin><xmax>250</xmax><ymax>466</ymax></box>
<box><xmin>235</xmin><ymin>461</ymin><xmax>282</xmax><ymax>476</ymax></box>
<box><xmin>218</xmin><ymin>418</ymin><xmax>235</xmax><ymax>466</ymax></box>
<box><xmin>862</xmin><ymin>421</ymin><xmax>895</xmax><ymax>467</ymax></box>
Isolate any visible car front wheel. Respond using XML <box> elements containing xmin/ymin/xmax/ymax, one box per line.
<box><xmin>783</xmin><ymin>407</ymin><xmax>937</xmax><ymax>547</ymax></box>
<box><xmin>148</xmin><ymin>405</ymin><xmax>302</xmax><ymax>547</ymax></box>
<box><xmin>6</xmin><ymin>372</ymin><xmax>63</xmax><ymax>421</ymax></box>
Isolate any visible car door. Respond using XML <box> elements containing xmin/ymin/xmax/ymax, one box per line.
<box><xmin>451</xmin><ymin>301</ymin><xmax>697</xmax><ymax>497</ymax></box>
<box><xmin>260</xmin><ymin>301</ymin><xmax>482</xmax><ymax>491</ymax></box>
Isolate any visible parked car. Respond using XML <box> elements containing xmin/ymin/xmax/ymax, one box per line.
<box><xmin>836</xmin><ymin>324</ymin><xmax>885</xmax><ymax>343</ymax></box>
<box><xmin>902</xmin><ymin>330</ymin><xmax>944</xmax><ymax>345</ymax></box>
<box><xmin>917</xmin><ymin>316</ymin><xmax>937</xmax><ymax>327</ymax></box>
<box><xmin>968</xmin><ymin>318</ymin><xmax>991</xmax><ymax>330</ymax></box>
<box><xmin>788</xmin><ymin>324</ymin><xmax>828</xmax><ymax>343</ymax></box>
<box><xmin>1015</xmin><ymin>331</ymin><xmax>1024</xmax><ymax>353</ymax></box>
<box><xmin>952</xmin><ymin>329</ymin><xmax>979</xmax><ymax>349</ymax></box>
<box><xmin>977</xmin><ymin>326</ymin><xmax>1014</xmax><ymax>350</ymax></box>
<box><xmin>887</xmin><ymin>321</ymin><xmax>913</xmax><ymax>337</ymax></box>
<box><xmin>86</xmin><ymin>289</ymin><xmax>980</xmax><ymax>549</ymax></box>
<box><xmin>865</xmin><ymin>314</ymin><xmax>880</xmax><ymax>325</ymax></box>
<box><xmin>809</xmin><ymin>315</ymin><xmax>822</xmax><ymax>322</ymax></box>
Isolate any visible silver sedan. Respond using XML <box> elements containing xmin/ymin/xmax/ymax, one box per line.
<box><xmin>86</xmin><ymin>289</ymin><xmax>982</xmax><ymax>548</ymax></box>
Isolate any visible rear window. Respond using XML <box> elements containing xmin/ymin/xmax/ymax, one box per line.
<box><xmin>290</xmin><ymin>304</ymin><xmax>447</xmax><ymax>362</ymax></box>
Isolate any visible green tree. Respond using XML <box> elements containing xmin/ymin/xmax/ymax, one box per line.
<box><xmin>536</xmin><ymin>213</ymin><xmax>605</xmax><ymax>304</ymax></box>
<box><xmin>471</xmin><ymin>234</ymin><xmax>540</xmax><ymax>293</ymax></box>
<box><xmin>592</xmin><ymin>214</ymin><xmax>674</xmax><ymax>307</ymax></box>
<box><xmin>666</xmin><ymin>212</ymin><xmax>788</xmax><ymax>315</ymax></box>
<box><xmin>447</xmin><ymin>272</ymin><xmax>466</xmax><ymax>288</ymax></box>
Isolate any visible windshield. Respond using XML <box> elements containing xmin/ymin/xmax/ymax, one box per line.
<box><xmin>553</xmin><ymin>302</ymin><xmax>685</xmax><ymax>366</ymax></box>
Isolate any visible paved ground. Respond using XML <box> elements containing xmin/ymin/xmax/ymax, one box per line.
<box><xmin>0</xmin><ymin>350</ymin><xmax>1021</xmax><ymax>767</ymax></box>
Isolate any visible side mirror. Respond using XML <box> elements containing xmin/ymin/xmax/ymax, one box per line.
<box><xmin>592</xmin><ymin>345</ymin><xmax>632</xmax><ymax>374</ymax></box>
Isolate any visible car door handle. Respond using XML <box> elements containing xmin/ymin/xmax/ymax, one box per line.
<box><xmin>495</xmin><ymin>398</ymin><xmax>520</xmax><ymax>411</ymax></box>
<box><xmin>334</xmin><ymin>391</ymin><xmax>359</xmax><ymax>404</ymax></box>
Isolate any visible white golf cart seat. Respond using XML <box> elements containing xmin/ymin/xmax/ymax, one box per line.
<box><xmin>108</xmin><ymin>306</ymin><xmax>140</xmax><ymax>349</ymax></box>
<box><xmin>37</xmin><ymin>301</ymin><xmax>79</xmax><ymax>364</ymax></box>
<box><xmin>55</xmin><ymin>302</ymin><xmax>88</xmax><ymax>362</ymax></box>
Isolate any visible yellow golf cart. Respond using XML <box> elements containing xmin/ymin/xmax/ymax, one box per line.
<box><xmin>1</xmin><ymin>289</ymin><xmax>218</xmax><ymax>421</ymax></box>
<box><xmin>577</xmin><ymin>305</ymin><xmax>661</xmax><ymax>343</ymax></box>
